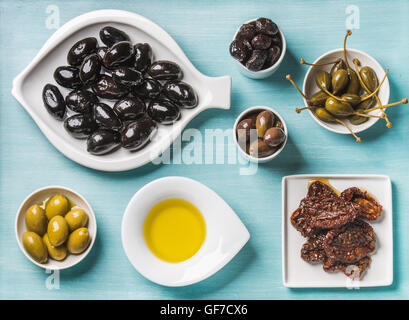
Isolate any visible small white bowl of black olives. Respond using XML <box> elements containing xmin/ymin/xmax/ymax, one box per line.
<box><xmin>233</xmin><ymin>106</ymin><xmax>288</xmax><ymax>163</ymax></box>
<box><xmin>230</xmin><ymin>18</ymin><xmax>286</xmax><ymax>79</ymax></box>
<box><xmin>15</xmin><ymin>186</ymin><xmax>97</xmax><ymax>270</ymax></box>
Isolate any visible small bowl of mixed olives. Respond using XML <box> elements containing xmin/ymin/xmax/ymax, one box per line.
<box><xmin>15</xmin><ymin>186</ymin><xmax>97</xmax><ymax>270</ymax></box>
<box><xmin>234</xmin><ymin>106</ymin><xmax>288</xmax><ymax>163</ymax></box>
<box><xmin>230</xmin><ymin>18</ymin><xmax>286</xmax><ymax>79</ymax></box>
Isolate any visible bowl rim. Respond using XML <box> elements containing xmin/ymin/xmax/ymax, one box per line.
<box><xmin>233</xmin><ymin>106</ymin><xmax>288</xmax><ymax>162</ymax></box>
<box><xmin>302</xmin><ymin>47</ymin><xmax>390</xmax><ymax>134</ymax></box>
<box><xmin>15</xmin><ymin>185</ymin><xmax>97</xmax><ymax>270</ymax></box>
<box><xmin>232</xmin><ymin>18</ymin><xmax>287</xmax><ymax>74</ymax></box>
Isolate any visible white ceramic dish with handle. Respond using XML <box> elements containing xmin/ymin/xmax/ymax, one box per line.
<box><xmin>282</xmin><ymin>174</ymin><xmax>393</xmax><ymax>288</ymax></box>
<box><xmin>303</xmin><ymin>48</ymin><xmax>389</xmax><ymax>134</ymax></box>
<box><xmin>15</xmin><ymin>186</ymin><xmax>97</xmax><ymax>270</ymax></box>
<box><xmin>121</xmin><ymin>176</ymin><xmax>250</xmax><ymax>287</ymax></box>
<box><xmin>12</xmin><ymin>10</ymin><xmax>231</xmax><ymax>172</ymax></box>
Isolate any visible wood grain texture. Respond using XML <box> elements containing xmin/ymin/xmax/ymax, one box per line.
<box><xmin>0</xmin><ymin>0</ymin><xmax>408</xmax><ymax>299</ymax></box>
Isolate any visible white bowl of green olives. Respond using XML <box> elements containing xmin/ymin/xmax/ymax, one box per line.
<box><xmin>302</xmin><ymin>48</ymin><xmax>390</xmax><ymax>135</ymax></box>
<box><xmin>233</xmin><ymin>106</ymin><xmax>288</xmax><ymax>163</ymax></box>
<box><xmin>231</xmin><ymin>18</ymin><xmax>286</xmax><ymax>79</ymax></box>
<box><xmin>15</xmin><ymin>186</ymin><xmax>97</xmax><ymax>270</ymax></box>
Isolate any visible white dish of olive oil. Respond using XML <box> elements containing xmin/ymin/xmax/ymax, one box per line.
<box><xmin>121</xmin><ymin>176</ymin><xmax>250</xmax><ymax>287</ymax></box>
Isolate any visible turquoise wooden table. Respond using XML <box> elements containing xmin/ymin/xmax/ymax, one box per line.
<box><xmin>1</xmin><ymin>0</ymin><xmax>408</xmax><ymax>299</ymax></box>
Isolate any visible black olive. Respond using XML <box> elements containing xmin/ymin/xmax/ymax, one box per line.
<box><xmin>132</xmin><ymin>78</ymin><xmax>162</xmax><ymax>99</ymax></box>
<box><xmin>147</xmin><ymin>99</ymin><xmax>181</xmax><ymax>124</ymax></box>
<box><xmin>113</xmin><ymin>97</ymin><xmax>146</xmax><ymax>121</ymax></box>
<box><xmin>134</xmin><ymin>43</ymin><xmax>153</xmax><ymax>72</ymax></box>
<box><xmin>255</xmin><ymin>18</ymin><xmax>278</xmax><ymax>36</ymax></box>
<box><xmin>229</xmin><ymin>39</ymin><xmax>249</xmax><ymax>62</ymax></box>
<box><xmin>245</xmin><ymin>49</ymin><xmax>268</xmax><ymax>71</ymax></box>
<box><xmin>96</xmin><ymin>47</ymin><xmax>108</xmax><ymax>61</ymax></box>
<box><xmin>236</xmin><ymin>23</ymin><xmax>257</xmax><ymax>41</ymax></box>
<box><xmin>92</xmin><ymin>75</ymin><xmax>129</xmax><ymax>100</ymax></box>
<box><xmin>99</xmin><ymin>26</ymin><xmax>131</xmax><ymax>47</ymax></box>
<box><xmin>92</xmin><ymin>103</ymin><xmax>122</xmax><ymax>130</ymax></box>
<box><xmin>79</xmin><ymin>53</ymin><xmax>101</xmax><ymax>85</ymax></box>
<box><xmin>67</xmin><ymin>37</ymin><xmax>98</xmax><ymax>66</ymax></box>
<box><xmin>65</xmin><ymin>89</ymin><xmax>98</xmax><ymax>113</ymax></box>
<box><xmin>111</xmin><ymin>66</ymin><xmax>143</xmax><ymax>87</ymax></box>
<box><xmin>121</xmin><ymin>116</ymin><xmax>157</xmax><ymax>151</ymax></box>
<box><xmin>251</xmin><ymin>34</ymin><xmax>272</xmax><ymax>50</ymax></box>
<box><xmin>64</xmin><ymin>113</ymin><xmax>97</xmax><ymax>139</ymax></box>
<box><xmin>163</xmin><ymin>81</ymin><xmax>198</xmax><ymax>109</ymax></box>
<box><xmin>265</xmin><ymin>45</ymin><xmax>281</xmax><ymax>68</ymax></box>
<box><xmin>87</xmin><ymin>129</ymin><xmax>121</xmax><ymax>155</ymax></box>
<box><xmin>148</xmin><ymin>60</ymin><xmax>183</xmax><ymax>81</ymax></box>
<box><xmin>103</xmin><ymin>41</ymin><xmax>135</xmax><ymax>69</ymax></box>
<box><xmin>53</xmin><ymin>66</ymin><xmax>82</xmax><ymax>89</ymax></box>
<box><xmin>42</xmin><ymin>84</ymin><xmax>66</xmax><ymax>120</ymax></box>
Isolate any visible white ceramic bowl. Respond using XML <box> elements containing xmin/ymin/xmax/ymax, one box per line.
<box><xmin>12</xmin><ymin>10</ymin><xmax>231</xmax><ymax>172</ymax></box>
<box><xmin>303</xmin><ymin>48</ymin><xmax>390</xmax><ymax>134</ymax></box>
<box><xmin>15</xmin><ymin>186</ymin><xmax>97</xmax><ymax>270</ymax></box>
<box><xmin>121</xmin><ymin>176</ymin><xmax>250</xmax><ymax>287</ymax></box>
<box><xmin>233</xmin><ymin>106</ymin><xmax>288</xmax><ymax>163</ymax></box>
<box><xmin>233</xmin><ymin>19</ymin><xmax>286</xmax><ymax>79</ymax></box>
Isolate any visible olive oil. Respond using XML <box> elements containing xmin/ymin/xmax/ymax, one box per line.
<box><xmin>144</xmin><ymin>199</ymin><xmax>206</xmax><ymax>263</ymax></box>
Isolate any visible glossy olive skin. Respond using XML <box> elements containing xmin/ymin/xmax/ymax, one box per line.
<box><xmin>64</xmin><ymin>113</ymin><xmax>97</xmax><ymax>139</ymax></box>
<box><xmin>99</xmin><ymin>26</ymin><xmax>130</xmax><ymax>47</ymax></box>
<box><xmin>315</xmin><ymin>107</ymin><xmax>337</xmax><ymax>123</ymax></box>
<box><xmin>87</xmin><ymin>129</ymin><xmax>121</xmax><ymax>155</ymax></box>
<box><xmin>325</xmin><ymin>97</ymin><xmax>354</xmax><ymax>117</ymax></box>
<box><xmin>92</xmin><ymin>103</ymin><xmax>122</xmax><ymax>130</ymax></box>
<box><xmin>111</xmin><ymin>66</ymin><xmax>143</xmax><ymax>87</ymax></box>
<box><xmin>43</xmin><ymin>233</ymin><xmax>67</xmax><ymax>261</ymax></box>
<box><xmin>331</xmin><ymin>69</ymin><xmax>349</xmax><ymax>95</ymax></box>
<box><xmin>264</xmin><ymin>127</ymin><xmax>285</xmax><ymax>147</ymax></box>
<box><xmin>113</xmin><ymin>97</ymin><xmax>146</xmax><ymax>121</ymax></box>
<box><xmin>45</xmin><ymin>195</ymin><xmax>70</xmax><ymax>220</ymax></box>
<box><xmin>25</xmin><ymin>204</ymin><xmax>47</xmax><ymax>236</ymax></box>
<box><xmin>316</xmin><ymin>71</ymin><xmax>331</xmax><ymax>91</ymax></box>
<box><xmin>79</xmin><ymin>53</ymin><xmax>101</xmax><ymax>85</ymax></box>
<box><xmin>134</xmin><ymin>43</ymin><xmax>153</xmax><ymax>72</ymax></box>
<box><xmin>256</xmin><ymin>110</ymin><xmax>274</xmax><ymax>138</ymax></box>
<box><xmin>22</xmin><ymin>232</ymin><xmax>48</xmax><ymax>263</ymax></box>
<box><xmin>163</xmin><ymin>81</ymin><xmax>198</xmax><ymax>109</ymax></box>
<box><xmin>132</xmin><ymin>78</ymin><xmax>162</xmax><ymax>99</ymax></box>
<box><xmin>47</xmin><ymin>215</ymin><xmax>69</xmax><ymax>247</ymax></box>
<box><xmin>65</xmin><ymin>208</ymin><xmax>88</xmax><ymax>232</ymax></box>
<box><xmin>121</xmin><ymin>116</ymin><xmax>158</xmax><ymax>151</ymax></box>
<box><xmin>53</xmin><ymin>66</ymin><xmax>82</xmax><ymax>89</ymax></box>
<box><xmin>67</xmin><ymin>37</ymin><xmax>98</xmax><ymax>66</ymax></box>
<box><xmin>236</xmin><ymin>118</ymin><xmax>255</xmax><ymax>142</ymax></box>
<box><xmin>96</xmin><ymin>47</ymin><xmax>108</xmax><ymax>61</ymax></box>
<box><xmin>66</xmin><ymin>89</ymin><xmax>98</xmax><ymax>113</ymax></box>
<box><xmin>307</xmin><ymin>91</ymin><xmax>329</xmax><ymax>107</ymax></box>
<box><xmin>103</xmin><ymin>41</ymin><xmax>135</xmax><ymax>68</ymax></box>
<box><xmin>148</xmin><ymin>60</ymin><xmax>183</xmax><ymax>81</ymax></box>
<box><xmin>249</xmin><ymin>139</ymin><xmax>276</xmax><ymax>158</ymax></box>
<box><xmin>147</xmin><ymin>100</ymin><xmax>181</xmax><ymax>124</ymax></box>
<box><xmin>245</xmin><ymin>49</ymin><xmax>268</xmax><ymax>71</ymax></box>
<box><xmin>42</xmin><ymin>84</ymin><xmax>66</xmax><ymax>120</ymax></box>
<box><xmin>67</xmin><ymin>227</ymin><xmax>91</xmax><ymax>254</ymax></box>
<box><xmin>92</xmin><ymin>75</ymin><xmax>129</xmax><ymax>100</ymax></box>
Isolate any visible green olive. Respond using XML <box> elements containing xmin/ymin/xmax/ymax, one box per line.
<box><xmin>43</xmin><ymin>233</ymin><xmax>67</xmax><ymax>261</ymax></box>
<box><xmin>67</xmin><ymin>227</ymin><xmax>91</xmax><ymax>254</ymax></box>
<box><xmin>307</xmin><ymin>91</ymin><xmax>329</xmax><ymax>107</ymax></box>
<box><xmin>45</xmin><ymin>195</ymin><xmax>70</xmax><ymax>220</ymax></box>
<box><xmin>330</xmin><ymin>59</ymin><xmax>346</xmax><ymax>77</ymax></box>
<box><xmin>65</xmin><ymin>208</ymin><xmax>89</xmax><ymax>232</ymax></box>
<box><xmin>256</xmin><ymin>111</ymin><xmax>274</xmax><ymax>138</ymax></box>
<box><xmin>331</xmin><ymin>69</ymin><xmax>349</xmax><ymax>95</ymax></box>
<box><xmin>325</xmin><ymin>97</ymin><xmax>354</xmax><ymax>117</ymax></box>
<box><xmin>22</xmin><ymin>232</ymin><xmax>48</xmax><ymax>263</ymax></box>
<box><xmin>349</xmin><ymin>109</ymin><xmax>369</xmax><ymax>125</ymax></box>
<box><xmin>346</xmin><ymin>68</ymin><xmax>361</xmax><ymax>95</ymax></box>
<box><xmin>360</xmin><ymin>66</ymin><xmax>378</xmax><ymax>92</ymax></box>
<box><xmin>315</xmin><ymin>71</ymin><xmax>331</xmax><ymax>92</ymax></box>
<box><xmin>341</xmin><ymin>93</ymin><xmax>361</xmax><ymax>107</ymax></box>
<box><xmin>47</xmin><ymin>216</ymin><xmax>69</xmax><ymax>246</ymax></box>
<box><xmin>25</xmin><ymin>204</ymin><xmax>47</xmax><ymax>236</ymax></box>
<box><xmin>315</xmin><ymin>107</ymin><xmax>337</xmax><ymax>123</ymax></box>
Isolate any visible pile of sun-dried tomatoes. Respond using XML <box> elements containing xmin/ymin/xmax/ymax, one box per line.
<box><xmin>291</xmin><ymin>181</ymin><xmax>382</xmax><ymax>278</ymax></box>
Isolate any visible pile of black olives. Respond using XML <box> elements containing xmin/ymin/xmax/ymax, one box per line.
<box><xmin>230</xmin><ymin>18</ymin><xmax>282</xmax><ymax>71</ymax></box>
<box><xmin>42</xmin><ymin>26</ymin><xmax>198</xmax><ymax>156</ymax></box>
<box><xmin>236</xmin><ymin>109</ymin><xmax>286</xmax><ymax>158</ymax></box>
<box><xmin>286</xmin><ymin>30</ymin><xmax>408</xmax><ymax>143</ymax></box>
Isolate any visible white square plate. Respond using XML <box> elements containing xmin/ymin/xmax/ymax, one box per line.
<box><xmin>282</xmin><ymin>174</ymin><xmax>393</xmax><ymax>288</ymax></box>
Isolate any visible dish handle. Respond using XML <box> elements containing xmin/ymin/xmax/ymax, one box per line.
<box><xmin>204</xmin><ymin>75</ymin><xmax>232</xmax><ymax>110</ymax></box>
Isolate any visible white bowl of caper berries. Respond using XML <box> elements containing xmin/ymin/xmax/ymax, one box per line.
<box><xmin>15</xmin><ymin>186</ymin><xmax>97</xmax><ymax>270</ymax></box>
<box><xmin>233</xmin><ymin>106</ymin><xmax>288</xmax><ymax>163</ymax></box>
